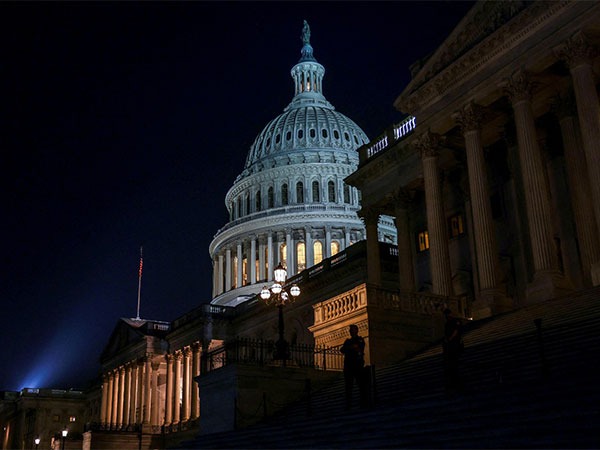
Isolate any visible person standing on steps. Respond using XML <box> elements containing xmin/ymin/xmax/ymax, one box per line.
<box><xmin>340</xmin><ymin>324</ymin><xmax>367</xmax><ymax>409</ymax></box>
<box><xmin>443</xmin><ymin>308</ymin><xmax>464</xmax><ymax>393</ymax></box>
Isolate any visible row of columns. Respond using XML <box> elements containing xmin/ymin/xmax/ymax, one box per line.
<box><xmin>99</xmin><ymin>344</ymin><xmax>202</xmax><ymax>430</ymax></box>
<box><xmin>362</xmin><ymin>31</ymin><xmax>600</xmax><ymax>317</ymax></box>
<box><xmin>213</xmin><ymin>227</ymin><xmax>357</xmax><ymax>297</ymax></box>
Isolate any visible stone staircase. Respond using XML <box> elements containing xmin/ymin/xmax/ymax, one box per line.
<box><xmin>179</xmin><ymin>287</ymin><xmax>600</xmax><ymax>449</ymax></box>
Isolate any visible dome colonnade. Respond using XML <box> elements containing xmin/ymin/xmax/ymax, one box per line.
<box><xmin>209</xmin><ymin>21</ymin><xmax>395</xmax><ymax>306</ymax></box>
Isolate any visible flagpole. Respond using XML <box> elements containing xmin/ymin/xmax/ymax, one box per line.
<box><xmin>136</xmin><ymin>246</ymin><xmax>143</xmax><ymax>320</ymax></box>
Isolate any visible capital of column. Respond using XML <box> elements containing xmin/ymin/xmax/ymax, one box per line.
<box><xmin>191</xmin><ymin>342</ymin><xmax>202</xmax><ymax>354</ymax></box>
<box><xmin>413</xmin><ymin>129</ymin><xmax>444</xmax><ymax>159</ymax></box>
<box><xmin>183</xmin><ymin>346</ymin><xmax>192</xmax><ymax>358</ymax></box>
<box><xmin>554</xmin><ymin>31</ymin><xmax>598</xmax><ymax>69</ymax></box>
<box><xmin>174</xmin><ymin>350</ymin><xmax>183</xmax><ymax>361</ymax></box>
<box><xmin>452</xmin><ymin>102</ymin><xmax>486</xmax><ymax>134</ymax></box>
<box><xmin>165</xmin><ymin>353</ymin><xmax>174</xmax><ymax>363</ymax></box>
<box><xmin>500</xmin><ymin>69</ymin><xmax>533</xmax><ymax>104</ymax></box>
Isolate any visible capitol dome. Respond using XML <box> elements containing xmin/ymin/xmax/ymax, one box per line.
<box><xmin>209</xmin><ymin>21</ymin><xmax>396</xmax><ymax>307</ymax></box>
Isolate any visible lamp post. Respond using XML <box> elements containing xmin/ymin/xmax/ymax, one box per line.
<box><xmin>61</xmin><ymin>428</ymin><xmax>68</xmax><ymax>450</ymax></box>
<box><xmin>260</xmin><ymin>263</ymin><xmax>301</xmax><ymax>361</ymax></box>
<box><xmin>34</xmin><ymin>437</ymin><xmax>40</xmax><ymax>449</ymax></box>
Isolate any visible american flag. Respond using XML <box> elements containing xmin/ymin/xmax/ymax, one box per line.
<box><xmin>138</xmin><ymin>246</ymin><xmax>143</xmax><ymax>279</ymax></box>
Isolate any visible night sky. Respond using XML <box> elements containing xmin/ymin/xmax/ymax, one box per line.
<box><xmin>1</xmin><ymin>1</ymin><xmax>474</xmax><ymax>391</ymax></box>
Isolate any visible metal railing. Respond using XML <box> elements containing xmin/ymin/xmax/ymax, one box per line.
<box><xmin>202</xmin><ymin>337</ymin><xmax>344</xmax><ymax>374</ymax></box>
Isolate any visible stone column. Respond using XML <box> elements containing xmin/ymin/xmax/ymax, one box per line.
<box><xmin>217</xmin><ymin>254</ymin><xmax>224</xmax><ymax>295</ymax></box>
<box><xmin>151</xmin><ymin>361</ymin><xmax>160</xmax><ymax>427</ymax></box>
<box><xmin>182</xmin><ymin>347</ymin><xmax>191</xmax><ymax>422</ymax></box>
<box><xmin>164</xmin><ymin>354</ymin><xmax>174</xmax><ymax>426</ymax></box>
<box><xmin>344</xmin><ymin>228</ymin><xmax>351</xmax><ymax>251</ymax></box>
<box><xmin>555</xmin><ymin>33</ymin><xmax>600</xmax><ymax>285</ymax></box>
<box><xmin>117</xmin><ymin>367</ymin><xmax>125</xmax><ymax>428</ymax></box>
<box><xmin>237</xmin><ymin>243</ymin><xmax>243</xmax><ymax>287</ymax></box>
<box><xmin>360</xmin><ymin>208</ymin><xmax>382</xmax><ymax>286</ymax></box>
<box><xmin>225</xmin><ymin>248</ymin><xmax>232</xmax><ymax>291</ymax></box>
<box><xmin>258</xmin><ymin>237</ymin><xmax>266</xmax><ymax>282</ymax></box>
<box><xmin>453</xmin><ymin>102</ymin><xmax>508</xmax><ymax>317</ymax></box>
<box><xmin>305</xmin><ymin>227</ymin><xmax>314</xmax><ymax>268</ymax></box>
<box><xmin>172</xmin><ymin>351</ymin><xmax>182</xmax><ymax>425</ymax></box>
<box><xmin>143</xmin><ymin>357</ymin><xmax>152</xmax><ymax>425</ymax></box>
<box><xmin>129</xmin><ymin>363</ymin><xmax>138</xmax><ymax>427</ymax></box>
<box><xmin>325</xmin><ymin>227</ymin><xmax>332</xmax><ymax>259</ymax></box>
<box><xmin>267</xmin><ymin>233</ymin><xmax>274</xmax><ymax>281</ymax></box>
<box><xmin>110</xmin><ymin>369</ymin><xmax>119</xmax><ymax>428</ymax></box>
<box><xmin>122</xmin><ymin>364</ymin><xmax>132</xmax><ymax>429</ymax></box>
<box><xmin>502</xmin><ymin>69</ymin><xmax>570</xmax><ymax>301</ymax></box>
<box><xmin>553</xmin><ymin>95</ymin><xmax>600</xmax><ymax>287</ymax></box>
<box><xmin>250</xmin><ymin>237</ymin><xmax>257</xmax><ymax>284</ymax></box>
<box><xmin>136</xmin><ymin>359</ymin><xmax>144</xmax><ymax>424</ymax></box>
<box><xmin>393</xmin><ymin>189</ymin><xmax>415</xmax><ymax>292</ymax></box>
<box><xmin>191</xmin><ymin>343</ymin><xmax>201</xmax><ymax>420</ymax></box>
<box><xmin>414</xmin><ymin>130</ymin><xmax>453</xmax><ymax>296</ymax></box>
<box><xmin>100</xmin><ymin>375</ymin><xmax>109</xmax><ymax>427</ymax></box>
<box><xmin>286</xmin><ymin>229</ymin><xmax>294</xmax><ymax>275</ymax></box>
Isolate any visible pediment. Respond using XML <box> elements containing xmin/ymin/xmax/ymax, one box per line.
<box><xmin>396</xmin><ymin>1</ymin><xmax>528</xmax><ymax>109</ymax></box>
<box><xmin>100</xmin><ymin>318</ymin><xmax>148</xmax><ymax>363</ymax></box>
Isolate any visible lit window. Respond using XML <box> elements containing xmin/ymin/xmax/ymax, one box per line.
<box><xmin>242</xmin><ymin>258</ymin><xmax>248</xmax><ymax>286</ymax></box>
<box><xmin>417</xmin><ymin>231</ymin><xmax>430</xmax><ymax>252</ymax></box>
<box><xmin>448</xmin><ymin>214</ymin><xmax>465</xmax><ymax>238</ymax></box>
<box><xmin>233</xmin><ymin>256</ymin><xmax>238</xmax><ymax>288</ymax></box>
<box><xmin>69</xmin><ymin>416</ymin><xmax>76</xmax><ymax>423</ymax></box>
<box><xmin>297</xmin><ymin>242</ymin><xmax>306</xmax><ymax>272</ymax></box>
<box><xmin>331</xmin><ymin>241</ymin><xmax>340</xmax><ymax>256</ymax></box>
<box><xmin>280</xmin><ymin>243</ymin><xmax>287</xmax><ymax>267</ymax></box>
<box><xmin>314</xmin><ymin>241</ymin><xmax>323</xmax><ymax>264</ymax></box>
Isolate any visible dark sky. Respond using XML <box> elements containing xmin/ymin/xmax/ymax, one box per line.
<box><xmin>1</xmin><ymin>1</ymin><xmax>474</xmax><ymax>391</ymax></box>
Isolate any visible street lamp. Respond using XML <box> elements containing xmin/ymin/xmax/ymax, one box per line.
<box><xmin>61</xmin><ymin>428</ymin><xmax>68</xmax><ymax>450</ymax></box>
<box><xmin>34</xmin><ymin>437</ymin><xmax>40</xmax><ymax>449</ymax></box>
<box><xmin>260</xmin><ymin>263</ymin><xmax>301</xmax><ymax>361</ymax></box>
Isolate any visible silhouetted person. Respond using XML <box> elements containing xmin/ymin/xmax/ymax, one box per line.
<box><xmin>340</xmin><ymin>324</ymin><xmax>367</xmax><ymax>409</ymax></box>
<box><xmin>443</xmin><ymin>309</ymin><xmax>463</xmax><ymax>393</ymax></box>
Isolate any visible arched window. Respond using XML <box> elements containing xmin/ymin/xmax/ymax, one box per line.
<box><xmin>343</xmin><ymin>185</ymin><xmax>351</xmax><ymax>204</ymax></box>
<box><xmin>313</xmin><ymin>241</ymin><xmax>323</xmax><ymax>265</ymax></box>
<box><xmin>282</xmin><ymin>183</ymin><xmax>289</xmax><ymax>206</ymax></box>
<box><xmin>328</xmin><ymin>180</ymin><xmax>336</xmax><ymax>202</ymax></box>
<box><xmin>312</xmin><ymin>181</ymin><xmax>320</xmax><ymax>202</ymax></box>
<box><xmin>246</xmin><ymin>194</ymin><xmax>251</xmax><ymax>215</ymax></box>
<box><xmin>268</xmin><ymin>186</ymin><xmax>274</xmax><ymax>208</ymax></box>
<box><xmin>280</xmin><ymin>243</ymin><xmax>287</xmax><ymax>267</ymax></box>
<box><xmin>331</xmin><ymin>241</ymin><xmax>340</xmax><ymax>256</ymax></box>
<box><xmin>242</xmin><ymin>257</ymin><xmax>248</xmax><ymax>286</ymax></box>
<box><xmin>296</xmin><ymin>181</ymin><xmax>304</xmax><ymax>203</ymax></box>
<box><xmin>237</xmin><ymin>197</ymin><xmax>242</xmax><ymax>218</ymax></box>
<box><xmin>256</xmin><ymin>190</ymin><xmax>261</xmax><ymax>212</ymax></box>
<box><xmin>296</xmin><ymin>242</ymin><xmax>306</xmax><ymax>272</ymax></box>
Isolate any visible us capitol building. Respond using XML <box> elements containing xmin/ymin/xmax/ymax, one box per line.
<box><xmin>2</xmin><ymin>2</ymin><xmax>600</xmax><ymax>449</ymax></box>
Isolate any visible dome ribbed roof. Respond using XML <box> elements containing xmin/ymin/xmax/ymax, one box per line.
<box><xmin>244</xmin><ymin>105</ymin><xmax>369</xmax><ymax>169</ymax></box>
<box><xmin>241</xmin><ymin>20</ymin><xmax>368</xmax><ymax>173</ymax></box>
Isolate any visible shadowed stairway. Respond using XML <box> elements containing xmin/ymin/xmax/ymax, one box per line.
<box><xmin>178</xmin><ymin>287</ymin><xmax>600</xmax><ymax>449</ymax></box>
